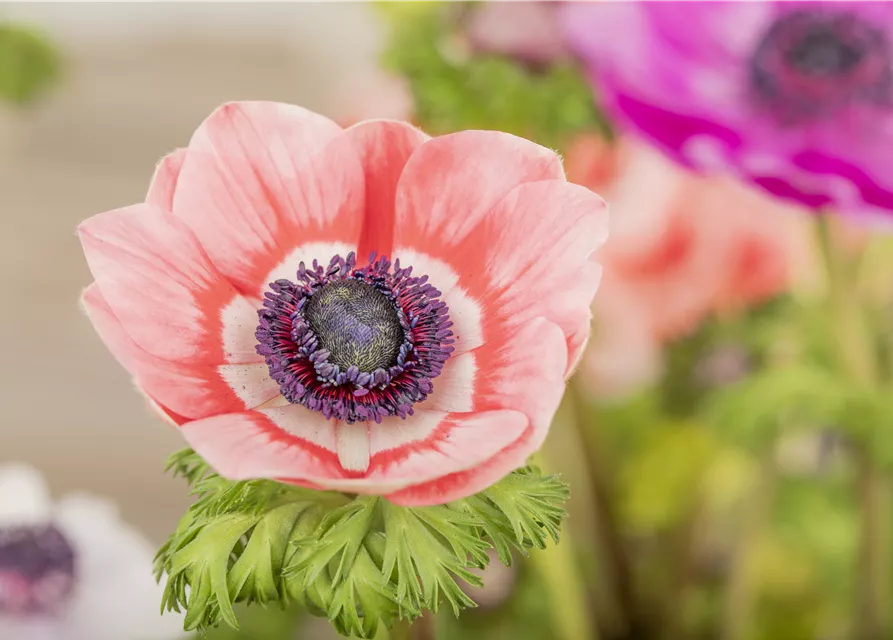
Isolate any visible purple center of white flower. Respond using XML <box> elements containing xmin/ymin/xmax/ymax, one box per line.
<box><xmin>750</xmin><ymin>9</ymin><xmax>892</xmax><ymax>122</ymax></box>
<box><xmin>0</xmin><ymin>525</ymin><xmax>76</xmax><ymax>615</ymax></box>
<box><xmin>256</xmin><ymin>252</ymin><xmax>454</xmax><ymax>424</ymax></box>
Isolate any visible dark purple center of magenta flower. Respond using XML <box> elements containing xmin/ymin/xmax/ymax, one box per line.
<box><xmin>256</xmin><ymin>252</ymin><xmax>454</xmax><ymax>424</ymax></box>
<box><xmin>750</xmin><ymin>9</ymin><xmax>892</xmax><ymax>122</ymax></box>
<box><xmin>0</xmin><ymin>524</ymin><xmax>76</xmax><ymax>614</ymax></box>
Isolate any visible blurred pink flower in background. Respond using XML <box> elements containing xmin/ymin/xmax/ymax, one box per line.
<box><xmin>567</xmin><ymin>134</ymin><xmax>809</xmax><ymax>399</ymax></box>
<box><xmin>0</xmin><ymin>466</ymin><xmax>184</xmax><ymax>640</ymax></box>
<box><xmin>466</xmin><ymin>1</ymin><xmax>568</xmax><ymax>67</ymax></box>
<box><xmin>561</xmin><ymin>1</ymin><xmax>893</xmax><ymax>220</ymax></box>
<box><xmin>334</xmin><ymin>71</ymin><xmax>413</xmax><ymax>124</ymax></box>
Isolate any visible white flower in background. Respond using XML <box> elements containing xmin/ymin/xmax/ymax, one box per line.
<box><xmin>0</xmin><ymin>465</ymin><xmax>186</xmax><ymax>640</ymax></box>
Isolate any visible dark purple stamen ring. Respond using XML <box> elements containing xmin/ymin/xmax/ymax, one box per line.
<box><xmin>256</xmin><ymin>251</ymin><xmax>454</xmax><ymax>424</ymax></box>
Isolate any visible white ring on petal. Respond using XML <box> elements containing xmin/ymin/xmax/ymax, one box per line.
<box><xmin>262</xmin><ymin>404</ymin><xmax>338</xmax><ymax>453</ymax></box>
<box><xmin>258</xmin><ymin>241</ymin><xmax>356</xmax><ymax>299</ymax></box>
<box><xmin>221</xmin><ymin>295</ymin><xmax>265</xmax><ymax>363</ymax></box>
<box><xmin>255</xmin><ymin>394</ymin><xmax>290</xmax><ymax>410</ymax></box>
<box><xmin>218</xmin><ymin>363</ymin><xmax>282</xmax><ymax>410</ymax></box>
<box><xmin>369</xmin><ymin>410</ymin><xmax>444</xmax><ymax>457</ymax></box>
<box><xmin>418</xmin><ymin>351</ymin><xmax>476</xmax><ymax>413</ymax></box>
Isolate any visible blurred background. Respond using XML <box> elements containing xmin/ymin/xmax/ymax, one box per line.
<box><xmin>4</xmin><ymin>2</ymin><xmax>893</xmax><ymax>639</ymax></box>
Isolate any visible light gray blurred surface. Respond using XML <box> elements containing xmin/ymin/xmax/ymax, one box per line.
<box><xmin>0</xmin><ymin>2</ymin><xmax>401</xmax><ymax>541</ymax></box>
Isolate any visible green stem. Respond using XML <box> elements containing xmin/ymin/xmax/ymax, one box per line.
<box><xmin>721</xmin><ymin>456</ymin><xmax>776</xmax><ymax>640</ymax></box>
<box><xmin>530</xmin><ymin>446</ymin><xmax>599</xmax><ymax>640</ymax></box>
<box><xmin>659</xmin><ymin>505</ymin><xmax>700</xmax><ymax>640</ymax></box>
<box><xmin>815</xmin><ymin>215</ymin><xmax>878</xmax><ymax>384</ymax></box>
<box><xmin>566</xmin><ymin>378</ymin><xmax>644</xmax><ymax>638</ymax></box>
<box><xmin>816</xmin><ymin>214</ymin><xmax>890</xmax><ymax>640</ymax></box>
<box><xmin>855</xmin><ymin>458</ymin><xmax>890</xmax><ymax>640</ymax></box>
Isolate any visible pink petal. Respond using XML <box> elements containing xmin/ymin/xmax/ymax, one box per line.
<box><xmin>379</xmin><ymin>318</ymin><xmax>563</xmax><ymax>503</ymax></box>
<box><xmin>393</xmin><ymin>131</ymin><xmax>606</xmax><ymax>375</ymax></box>
<box><xmin>284</xmin><ymin>409</ymin><xmax>529</xmax><ymax>495</ymax></box>
<box><xmin>385</xmin><ymin>427</ymin><xmax>535</xmax><ymax>506</ymax></box>
<box><xmin>79</xmin><ymin>203</ymin><xmax>260</xmax><ymax>365</ymax></box>
<box><xmin>141</xmin><ymin>392</ymin><xmax>187</xmax><ymax>427</ymax></box>
<box><xmin>394</xmin><ymin>130</ymin><xmax>565</xmax><ymax>256</ymax></box>
<box><xmin>180</xmin><ymin>405</ymin><xmax>530</xmax><ymax>498</ymax></box>
<box><xmin>464</xmin><ymin>318</ymin><xmax>568</xmax><ymax>448</ymax></box>
<box><xmin>463</xmin><ymin>180</ymin><xmax>608</xmax><ymax>375</ymax></box>
<box><xmin>146</xmin><ymin>149</ymin><xmax>187</xmax><ymax>211</ymax></box>
<box><xmin>400</xmin><ymin>178</ymin><xmax>607</xmax><ymax>377</ymax></box>
<box><xmin>171</xmin><ymin>101</ymin><xmax>366</xmax><ymax>296</ymax></box>
<box><xmin>342</xmin><ymin>120</ymin><xmax>429</xmax><ymax>262</ymax></box>
<box><xmin>81</xmin><ymin>284</ymin><xmax>280</xmax><ymax>420</ymax></box>
<box><xmin>420</xmin><ymin>317</ymin><xmax>567</xmax><ymax>441</ymax></box>
<box><xmin>179</xmin><ymin>407</ymin><xmax>344</xmax><ymax>481</ymax></box>
<box><xmin>364</xmin><ymin>409</ymin><xmax>529</xmax><ymax>490</ymax></box>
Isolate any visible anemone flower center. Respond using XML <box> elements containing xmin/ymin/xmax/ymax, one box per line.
<box><xmin>303</xmin><ymin>279</ymin><xmax>405</xmax><ymax>373</ymax></box>
<box><xmin>750</xmin><ymin>10</ymin><xmax>892</xmax><ymax>122</ymax></box>
<box><xmin>256</xmin><ymin>252</ymin><xmax>454</xmax><ymax>424</ymax></box>
<box><xmin>0</xmin><ymin>524</ymin><xmax>76</xmax><ymax>614</ymax></box>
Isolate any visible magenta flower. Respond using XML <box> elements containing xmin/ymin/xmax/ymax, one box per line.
<box><xmin>560</xmin><ymin>1</ymin><xmax>893</xmax><ymax>217</ymax></box>
<box><xmin>78</xmin><ymin>102</ymin><xmax>607</xmax><ymax>506</ymax></box>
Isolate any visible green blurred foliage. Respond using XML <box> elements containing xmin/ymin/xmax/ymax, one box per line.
<box><xmin>203</xmin><ymin>604</ymin><xmax>300</xmax><ymax>640</ymax></box>
<box><xmin>571</xmin><ymin>282</ymin><xmax>881</xmax><ymax>640</ymax></box>
<box><xmin>0</xmin><ymin>23</ymin><xmax>61</xmax><ymax>105</ymax></box>
<box><xmin>620</xmin><ymin>422</ymin><xmax>716</xmax><ymax>532</ymax></box>
<box><xmin>743</xmin><ymin>476</ymin><xmax>856</xmax><ymax>640</ymax></box>
<box><xmin>374</xmin><ymin>1</ymin><xmax>441</xmax><ymax>24</ymax></box>
<box><xmin>379</xmin><ymin>2</ymin><xmax>607</xmax><ymax>150</ymax></box>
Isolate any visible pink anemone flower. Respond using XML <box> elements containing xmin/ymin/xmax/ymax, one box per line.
<box><xmin>78</xmin><ymin>101</ymin><xmax>608</xmax><ymax>506</ymax></box>
<box><xmin>560</xmin><ymin>1</ymin><xmax>893</xmax><ymax>219</ymax></box>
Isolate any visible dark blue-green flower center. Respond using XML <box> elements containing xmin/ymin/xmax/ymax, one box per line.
<box><xmin>303</xmin><ymin>279</ymin><xmax>406</xmax><ymax>373</ymax></box>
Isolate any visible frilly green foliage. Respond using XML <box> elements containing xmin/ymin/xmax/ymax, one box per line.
<box><xmin>378</xmin><ymin>2</ymin><xmax>607</xmax><ymax>149</ymax></box>
<box><xmin>0</xmin><ymin>23</ymin><xmax>61</xmax><ymax>105</ymax></box>
<box><xmin>154</xmin><ymin>450</ymin><xmax>569</xmax><ymax>638</ymax></box>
